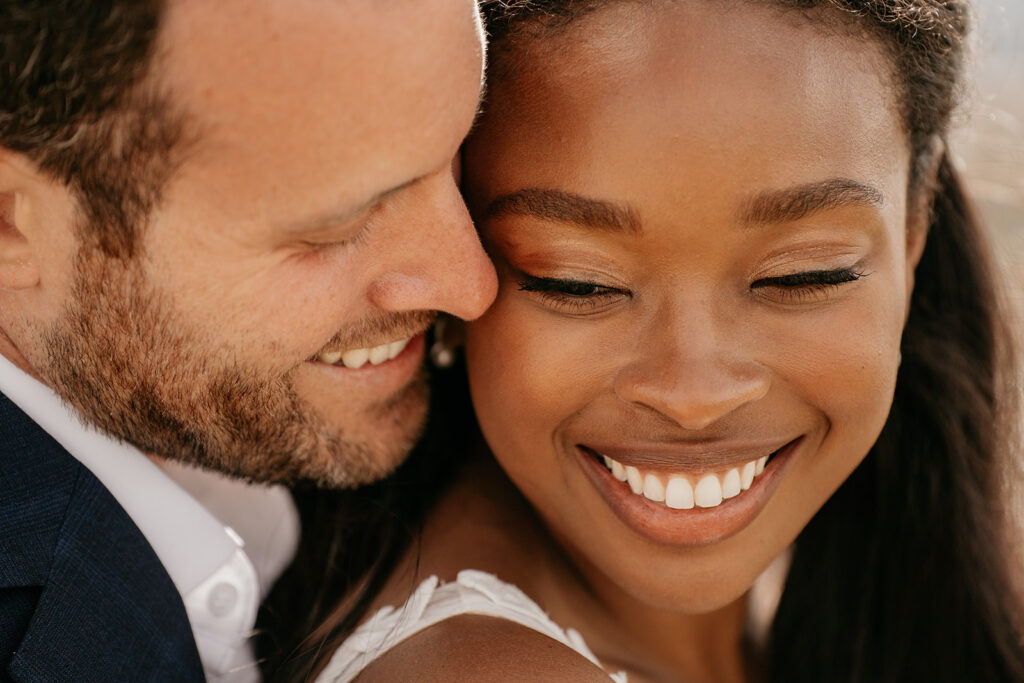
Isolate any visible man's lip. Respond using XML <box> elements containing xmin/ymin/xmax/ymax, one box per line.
<box><xmin>304</xmin><ymin>332</ymin><xmax>427</xmax><ymax>392</ymax></box>
<box><xmin>578</xmin><ymin>438</ymin><xmax>798</xmax><ymax>473</ymax></box>
<box><xmin>310</xmin><ymin>325</ymin><xmax>432</xmax><ymax>360</ymax></box>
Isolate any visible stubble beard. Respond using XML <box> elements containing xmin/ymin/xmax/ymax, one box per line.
<box><xmin>39</xmin><ymin>245</ymin><xmax>428</xmax><ymax>488</ymax></box>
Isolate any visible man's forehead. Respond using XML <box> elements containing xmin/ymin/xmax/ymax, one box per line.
<box><xmin>151</xmin><ymin>0</ymin><xmax>485</xmax><ymax>234</ymax></box>
<box><xmin>157</xmin><ymin>0</ymin><xmax>483</xmax><ymax>131</ymax></box>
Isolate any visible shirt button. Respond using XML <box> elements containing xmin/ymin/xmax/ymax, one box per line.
<box><xmin>208</xmin><ymin>582</ymin><xmax>239</xmax><ymax>618</ymax></box>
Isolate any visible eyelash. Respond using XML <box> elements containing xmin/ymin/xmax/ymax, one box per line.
<box><xmin>752</xmin><ymin>267</ymin><xmax>865</xmax><ymax>303</ymax></box>
<box><xmin>517</xmin><ymin>275</ymin><xmax>629</xmax><ymax>313</ymax></box>
<box><xmin>516</xmin><ymin>266</ymin><xmax>865</xmax><ymax>311</ymax></box>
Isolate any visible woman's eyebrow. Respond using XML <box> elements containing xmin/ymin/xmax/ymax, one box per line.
<box><xmin>485</xmin><ymin>188</ymin><xmax>642</xmax><ymax>234</ymax></box>
<box><xmin>483</xmin><ymin>180</ymin><xmax>882</xmax><ymax>233</ymax></box>
<box><xmin>741</xmin><ymin>178</ymin><xmax>885</xmax><ymax>225</ymax></box>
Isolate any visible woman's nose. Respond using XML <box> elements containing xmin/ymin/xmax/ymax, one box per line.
<box><xmin>612</xmin><ymin>308</ymin><xmax>769</xmax><ymax>430</ymax></box>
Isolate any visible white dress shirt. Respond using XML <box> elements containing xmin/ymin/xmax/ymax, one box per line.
<box><xmin>0</xmin><ymin>353</ymin><xmax>300</xmax><ymax>682</ymax></box>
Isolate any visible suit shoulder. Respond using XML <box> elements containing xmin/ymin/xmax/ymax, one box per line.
<box><xmin>353</xmin><ymin>614</ymin><xmax>615</xmax><ymax>683</ymax></box>
<box><xmin>0</xmin><ymin>394</ymin><xmax>82</xmax><ymax>587</ymax></box>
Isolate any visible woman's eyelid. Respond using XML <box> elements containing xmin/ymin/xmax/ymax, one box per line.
<box><xmin>518</xmin><ymin>274</ymin><xmax>626</xmax><ymax>297</ymax></box>
<box><xmin>752</xmin><ymin>253</ymin><xmax>867</xmax><ymax>282</ymax></box>
<box><xmin>752</xmin><ymin>266</ymin><xmax>866</xmax><ymax>289</ymax></box>
<box><xmin>513</xmin><ymin>266</ymin><xmax>631</xmax><ymax>292</ymax></box>
<box><xmin>752</xmin><ymin>243</ymin><xmax>867</xmax><ymax>276</ymax></box>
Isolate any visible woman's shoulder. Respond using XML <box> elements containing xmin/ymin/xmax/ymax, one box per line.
<box><xmin>352</xmin><ymin>612</ymin><xmax>616</xmax><ymax>682</ymax></box>
<box><xmin>315</xmin><ymin>570</ymin><xmax>624</xmax><ymax>683</ymax></box>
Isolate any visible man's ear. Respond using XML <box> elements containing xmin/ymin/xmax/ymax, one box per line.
<box><xmin>0</xmin><ymin>154</ymin><xmax>43</xmax><ymax>291</ymax></box>
<box><xmin>903</xmin><ymin>136</ymin><xmax>944</xmax><ymax>314</ymax></box>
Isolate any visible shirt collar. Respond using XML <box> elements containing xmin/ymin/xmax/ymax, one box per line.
<box><xmin>0</xmin><ymin>352</ymin><xmax>242</xmax><ymax>593</ymax></box>
<box><xmin>0</xmin><ymin>352</ymin><xmax>300</xmax><ymax>681</ymax></box>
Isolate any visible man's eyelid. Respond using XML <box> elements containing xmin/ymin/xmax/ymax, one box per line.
<box><xmin>297</xmin><ymin>205</ymin><xmax>379</xmax><ymax>248</ymax></box>
<box><xmin>285</xmin><ymin>170</ymin><xmax>424</xmax><ymax>243</ymax></box>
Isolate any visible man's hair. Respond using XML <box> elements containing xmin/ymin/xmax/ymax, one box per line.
<box><xmin>0</xmin><ymin>1</ymin><xmax>183</xmax><ymax>258</ymax></box>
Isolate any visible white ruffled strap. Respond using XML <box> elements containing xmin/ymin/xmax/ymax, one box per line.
<box><xmin>316</xmin><ymin>570</ymin><xmax>626</xmax><ymax>682</ymax></box>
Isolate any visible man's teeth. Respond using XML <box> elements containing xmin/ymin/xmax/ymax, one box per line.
<box><xmin>600</xmin><ymin>453</ymin><xmax>770</xmax><ymax>510</ymax></box>
<box><xmin>319</xmin><ymin>350</ymin><xmax>343</xmax><ymax>365</ymax></box>
<box><xmin>317</xmin><ymin>337</ymin><xmax>411</xmax><ymax>368</ymax></box>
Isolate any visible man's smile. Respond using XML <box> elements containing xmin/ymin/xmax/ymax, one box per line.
<box><xmin>315</xmin><ymin>335</ymin><xmax>414</xmax><ymax>368</ymax></box>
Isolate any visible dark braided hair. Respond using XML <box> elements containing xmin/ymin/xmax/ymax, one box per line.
<box><xmin>262</xmin><ymin>2</ymin><xmax>1024</xmax><ymax>680</ymax></box>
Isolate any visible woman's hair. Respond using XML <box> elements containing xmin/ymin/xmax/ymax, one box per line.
<box><xmin>260</xmin><ymin>1</ymin><xmax>1024</xmax><ymax>680</ymax></box>
<box><xmin>258</xmin><ymin>354</ymin><xmax>479</xmax><ymax>681</ymax></box>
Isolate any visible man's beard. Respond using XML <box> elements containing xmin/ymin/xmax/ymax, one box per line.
<box><xmin>39</xmin><ymin>246</ymin><xmax>430</xmax><ymax>488</ymax></box>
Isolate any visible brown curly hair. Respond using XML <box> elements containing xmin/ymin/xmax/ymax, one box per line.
<box><xmin>0</xmin><ymin>1</ymin><xmax>185</xmax><ymax>258</ymax></box>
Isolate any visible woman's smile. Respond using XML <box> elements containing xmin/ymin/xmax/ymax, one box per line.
<box><xmin>574</xmin><ymin>437</ymin><xmax>803</xmax><ymax>546</ymax></box>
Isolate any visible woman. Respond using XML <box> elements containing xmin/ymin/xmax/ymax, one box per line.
<box><xmin>263</xmin><ymin>1</ymin><xmax>1024</xmax><ymax>680</ymax></box>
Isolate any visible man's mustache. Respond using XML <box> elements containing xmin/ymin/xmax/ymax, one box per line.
<box><xmin>312</xmin><ymin>310</ymin><xmax>437</xmax><ymax>357</ymax></box>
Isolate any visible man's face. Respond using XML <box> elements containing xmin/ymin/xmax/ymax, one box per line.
<box><xmin>18</xmin><ymin>0</ymin><xmax>496</xmax><ymax>486</ymax></box>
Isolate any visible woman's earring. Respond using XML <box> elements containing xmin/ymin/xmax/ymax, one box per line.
<box><xmin>430</xmin><ymin>318</ymin><xmax>456</xmax><ymax>368</ymax></box>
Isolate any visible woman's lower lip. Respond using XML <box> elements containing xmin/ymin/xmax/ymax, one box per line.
<box><xmin>574</xmin><ymin>438</ymin><xmax>800</xmax><ymax>547</ymax></box>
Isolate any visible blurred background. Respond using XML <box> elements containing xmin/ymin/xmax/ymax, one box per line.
<box><xmin>950</xmin><ymin>0</ymin><xmax>1024</xmax><ymax>330</ymax></box>
<box><xmin>956</xmin><ymin>1</ymin><xmax>1024</xmax><ymax>532</ymax></box>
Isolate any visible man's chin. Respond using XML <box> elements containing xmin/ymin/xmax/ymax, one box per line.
<box><xmin>302</xmin><ymin>375</ymin><xmax>431</xmax><ymax>488</ymax></box>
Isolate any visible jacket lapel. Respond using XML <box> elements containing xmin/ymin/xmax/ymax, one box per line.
<box><xmin>1</xmin><ymin>394</ymin><xmax>204</xmax><ymax>682</ymax></box>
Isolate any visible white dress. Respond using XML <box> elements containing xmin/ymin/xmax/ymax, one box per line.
<box><xmin>314</xmin><ymin>569</ymin><xmax>627</xmax><ymax>682</ymax></box>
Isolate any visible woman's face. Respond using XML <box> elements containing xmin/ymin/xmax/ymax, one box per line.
<box><xmin>463</xmin><ymin>2</ymin><xmax>923</xmax><ymax>612</ymax></box>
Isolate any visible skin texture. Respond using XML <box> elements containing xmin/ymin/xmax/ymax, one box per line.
<box><xmin>361</xmin><ymin>2</ymin><xmax>930</xmax><ymax>681</ymax></box>
<box><xmin>355</xmin><ymin>613</ymin><xmax>614</xmax><ymax>683</ymax></box>
<box><xmin>0</xmin><ymin>0</ymin><xmax>497</xmax><ymax>486</ymax></box>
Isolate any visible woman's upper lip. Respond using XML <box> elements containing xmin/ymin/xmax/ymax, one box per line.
<box><xmin>578</xmin><ymin>437</ymin><xmax>799</xmax><ymax>472</ymax></box>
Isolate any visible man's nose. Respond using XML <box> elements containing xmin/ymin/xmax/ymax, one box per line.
<box><xmin>367</xmin><ymin>172</ymin><xmax>497</xmax><ymax>320</ymax></box>
<box><xmin>612</xmin><ymin>304</ymin><xmax>769</xmax><ymax>431</ymax></box>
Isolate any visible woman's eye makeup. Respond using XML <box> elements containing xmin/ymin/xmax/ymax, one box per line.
<box><xmin>751</xmin><ymin>266</ymin><xmax>866</xmax><ymax>304</ymax></box>
<box><xmin>514</xmin><ymin>264</ymin><xmax>865</xmax><ymax>312</ymax></box>
<box><xmin>516</xmin><ymin>273</ymin><xmax>630</xmax><ymax>313</ymax></box>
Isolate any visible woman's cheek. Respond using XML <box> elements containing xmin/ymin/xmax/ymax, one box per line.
<box><xmin>466</xmin><ymin>297</ymin><xmax>609</xmax><ymax>468</ymax></box>
<box><xmin>772</xmin><ymin>290</ymin><xmax>902</xmax><ymax>459</ymax></box>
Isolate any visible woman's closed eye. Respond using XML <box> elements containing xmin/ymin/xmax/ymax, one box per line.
<box><xmin>516</xmin><ymin>274</ymin><xmax>630</xmax><ymax>314</ymax></box>
<box><xmin>516</xmin><ymin>266</ymin><xmax>865</xmax><ymax>312</ymax></box>
<box><xmin>751</xmin><ymin>266</ymin><xmax>867</xmax><ymax>304</ymax></box>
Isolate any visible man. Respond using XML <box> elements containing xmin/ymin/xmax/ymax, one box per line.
<box><xmin>0</xmin><ymin>0</ymin><xmax>496</xmax><ymax>680</ymax></box>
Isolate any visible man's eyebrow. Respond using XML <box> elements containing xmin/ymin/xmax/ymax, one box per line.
<box><xmin>285</xmin><ymin>175</ymin><xmax>422</xmax><ymax>234</ymax></box>
<box><xmin>741</xmin><ymin>178</ymin><xmax>885</xmax><ymax>225</ymax></box>
<box><xmin>485</xmin><ymin>188</ymin><xmax>642</xmax><ymax>234</ymax></box>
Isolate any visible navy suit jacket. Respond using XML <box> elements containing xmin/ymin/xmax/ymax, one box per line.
<box><xmin>0</xmin><ymin>393</ymin><xmax>205</xmax><ymax>682</ymax></box>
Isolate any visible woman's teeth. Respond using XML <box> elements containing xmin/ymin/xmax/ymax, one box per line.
<box><xmin>600</xmin><ymin>453</ymin><xmax>770</xmax><ymax>510</ymax></box>
<box><xmin>316</xmin><ymin>337</ymin><xmax>411</xmax><ymax>368</ymax></box>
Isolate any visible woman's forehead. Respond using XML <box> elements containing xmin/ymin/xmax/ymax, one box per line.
<box><xmin>468</xmin><ymin>1</ymin><xmax>908</xmax><ymax>213</ymax></box>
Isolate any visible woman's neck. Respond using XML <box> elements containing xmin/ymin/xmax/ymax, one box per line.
<box><xmin>384</xmin><ymin>449</ymin><xmax>755</xmax><ymax>683</ymax></box>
